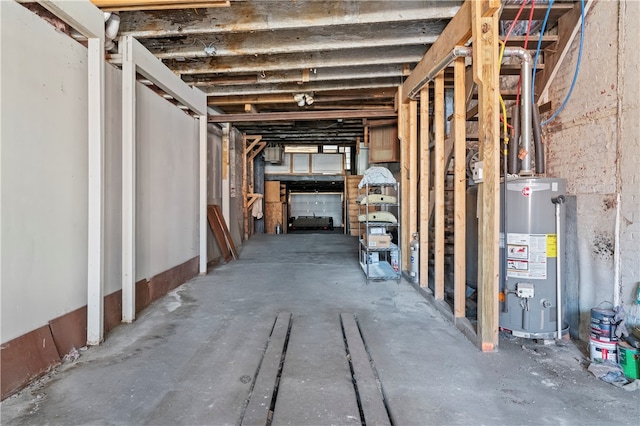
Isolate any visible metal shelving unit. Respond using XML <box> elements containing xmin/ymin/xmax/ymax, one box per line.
<box><xmin>358</xmin><ymin>182</ymin><xmax>401</xmax><ymax>282</ymax></box>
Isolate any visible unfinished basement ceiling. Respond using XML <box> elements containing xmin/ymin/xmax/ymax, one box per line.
<box><xmin>111</xmin><ymin>0</ymin><xmax>574</xmax><ymax>146</ymax></box>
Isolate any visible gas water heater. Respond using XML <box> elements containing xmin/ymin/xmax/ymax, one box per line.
<box><xmin>499</xmin><ymin>177</ymin><xmax>566</xmax><ymax>339</ymax></box>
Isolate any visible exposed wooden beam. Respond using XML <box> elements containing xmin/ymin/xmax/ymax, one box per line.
<box><xmin>202</xmin><ymin>77</ymin><xmax>402</xmax><ymax>97</ymax></box>
<box><xmin>148</xmin><ymin>23</ymin><xmax>442</xmax><ymax>60</ymax></box>
<box><xmin>472</xmin><ymin>0</ymin><xmax>500</xmax><ymax>353</ymax></box>
<box><xmin>91</xmin><ymin>1</ymin><xmax>229</xmax><ymax>11</ymax></box>
<box><xmin>208</xmin><ymin>109</ymin><xmax>396</xmax><ymax>123</ymax></box>
<box><xmin>170</xmin><ymin>45</ymin><xmax>428</xmax><ymax>75</ymax></box>
<box><xmin>401</xmin><ymin>1</ymin><xmax>472</xmax><ymax>103</ymax></box>
<box><xmin>118</xmin><ymin>3</ymin><xmax>460</xmax><ymax>38</ymax></box>
<box><xmin>208</xmin><ymin>91</ymin><xmax>394</xmax><ymax>106</ymax></box>
<box><xmin>187</xmin><ymin>65</ymin><xmax>410</xmax><ymax>88</ymax></box>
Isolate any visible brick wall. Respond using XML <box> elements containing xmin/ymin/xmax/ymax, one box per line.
<box><xmin>543</xmin><ymin>1</ymin><xmax>639</xmax><ymax>338</ymax></box>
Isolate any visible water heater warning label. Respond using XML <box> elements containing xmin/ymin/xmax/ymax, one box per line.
<box><xmin>507</xmin><ymin>233</ymin><xmax>547</xmax><ymax>280</ymax></box>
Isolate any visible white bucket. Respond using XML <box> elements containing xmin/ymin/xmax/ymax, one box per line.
<box><xmin>589</xmin><ymin>337</ymin><xmax>618</xmax><ymax>363</ymax></box>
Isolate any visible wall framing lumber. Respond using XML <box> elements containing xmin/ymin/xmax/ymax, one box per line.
<box><xmin>472</xmin><ymin>1</ymin><xmax>500</xmax><ymax>352</ymax></box>
<box><xmin>401</xmin><ymin>1</ymin><xmax>472</xmax><ymax>102</ymax></box>
<box><xmin>398</xmin><ymin>86</ymin><xmax>411</xmax><ymax>270</ymax></box>
<box><xmin>453</xmin><ymin>58</ymin><xmax>466</xmax><ymax>319</ymax></box>
<box><xmin>409</xmin><ymin>100</ymin><xmax>418</xmax><ymax>242</ymax></box>
<box><xmin>419</xmin><ymin>87</ymin><xmax>430</xmax><ymax>288</ymax></box>
<box><xmin>208</xmin><ymin>109</ymin><xmax>395</xmax><ymax>123</ymax></box>
<box><xmin>434</xmin><ymin>73</ymin><xmax>445</xmax><ymax>301</ymax></box>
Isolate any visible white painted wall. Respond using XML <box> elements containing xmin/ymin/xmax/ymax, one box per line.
<box><xmin>1</xmin><ymin>2</ymin><xmax>89</xmax><ymax>342</ymax></box>
<box><xmin>1</xmin><ymin>2</ymin><xmax>203</xmax><ymax>343</ymax></box>
<box><xmin>135</xmin><ymin>82</ymin><xmax>199</xmax><ymax>280</ymax></box>
<box><xmin>544</xmin><ymin>1</ymin><xmax>640</xmax><ymax>338</ymax></box>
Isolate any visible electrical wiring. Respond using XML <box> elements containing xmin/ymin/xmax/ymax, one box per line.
<box><xmin>541</xmin><ymin>0</ymin><xmax>585</xmax><ymax>125</ymax></box>
<box><xmin>500</xmin><ymin>1</ymin><xmax>528</xmax><ymax>139</ymax></box>
<box><xmin>531</xmin><ymin>0</ymin><xmax>555</xmax><ymax>102</ymax></box>
<box><xmin>498</xmin><ymin>40</ymin><xmax>510</xmax><ymax>153</ymax></box>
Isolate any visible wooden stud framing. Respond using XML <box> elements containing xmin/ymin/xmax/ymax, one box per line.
<box><xmin>398</xmin><ymin>86</ymin><xmax>411</xmax><ymax>271</ymax></box>
<box><xmin>243</xmin><ymin>134</ymin><xmax>265</xmax><ymax>240</ymax></box>
<box><xmin>472</xmin><ymin>1</ymin><xmax>500</xmax><ymax>352</ymax></box>
<box><xmin>419</xmin><ymin>86</ymin><xmax>430</xmax><ymax>288</ymax></box>
<box><xmin>222</xmin><ymin>123</ymin><xmax>231</xmax><ymax>226</ymax></box>
<box><xmin>434</xmin><ymin>72</ymin><xmax>445</xmax><ymax>301</ymax></box>
<box><xmin>453</xmin><ymin>57</ymin><xmax>466</xmax><ymax>319</ymax></box>
<box><xmin>401</xmin><ymin>1</ymin><xmax>472</xmax><ymax>101</ymax></box>
<box><xmin>409</xmin><ymin>100</ymin><xmax>418</xmax><ymax>242</ymax></box>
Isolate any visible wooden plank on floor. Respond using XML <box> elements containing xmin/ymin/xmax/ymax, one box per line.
<box><xmin>241</xmin><ymin>312</ymin><xmax>292</xmax><ymax>426</ymax></box>
<box><xmin>207</xmin><ymin>205</ymin><xmax>232</xmax><ymax>263</ymax></box>
<box><xmin>211</xmin><ymin>204</ymin><xmax>239</xmax><ymax>259</ymax></box>
<box><xmin>340</xmin><ymin>314</ymin><xmax>391</xmax><ymax>426</ymax></box>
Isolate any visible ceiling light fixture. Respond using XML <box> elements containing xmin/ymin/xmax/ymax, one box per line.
<box><xmin>294</xmin><ymin>93</ymin><xmax>314</xmax><ymax>107</ymax></box>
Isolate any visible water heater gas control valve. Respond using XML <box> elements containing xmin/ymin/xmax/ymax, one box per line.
<box><xmin>516</xmin><ymin>283</ymin><xmax>535</xmax><ymax>299</ymax></box>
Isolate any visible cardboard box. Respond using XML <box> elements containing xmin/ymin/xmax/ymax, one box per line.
<box><xmin>369</xmin><ymin>227</ymin><xmax>386</xmax><ymax>235</ymax></box>
<box><xmin>364</xmin><ymin>234</ymin><xmax>391</xmax><ymax>248</ymax></box>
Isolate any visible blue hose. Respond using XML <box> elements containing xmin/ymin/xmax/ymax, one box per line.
<box><xmin>542</xmin><ymin>0</ymin><xmax>585</xmax><ymax>125</ymax></box>
<box><xmin>533</xmin><ymin>0</ymin><xmax>586</xmax><ymax>126</ymax></box>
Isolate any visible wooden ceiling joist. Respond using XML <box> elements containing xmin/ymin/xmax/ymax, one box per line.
<box><xmin>91</xmin><ymin>1</ymin><xmax>230</xmax><ymax>12</ymax></box>
<box><xmin>208</xmin><ymin>109</ymin><xmax>396</xmax><ymax>123</ymax></box>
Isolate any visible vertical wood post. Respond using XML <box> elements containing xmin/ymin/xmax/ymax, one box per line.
<box><xmin>222</xmin><ymin>123</ymin><xmax>231</xmax><ymax>227</ymax></box>
<box><xmin>472</xmin><ymin>1</ymin><xmax>500</xmax><ymax>352</ymax></box>
<box><xmin>409</xmin><ymin>100</ymin><xmax>418</xmax><ymax>242</ymax></box>
<box><xmin>398</xmin><ymin>87</ymin><xmax>411</xmax><ymax>270</ymax></box>
<box><xmin>453</xmin><ymin>57</ymin><xmax>467</xmax><ymax>319</ymax></box>
<box><xmin>434</xmin><ymin>72</ymin><xmax>445</xmax><ymax>301</ymax></box>
<box><xmin>242</xmin><ymin>134</ymin><xmax>249</xmax><ymax>241</ymax></box>
<box><xmin>419</xmin><ymin>86</ymin><xmax>430</xmax><ymax>288</ymax></box>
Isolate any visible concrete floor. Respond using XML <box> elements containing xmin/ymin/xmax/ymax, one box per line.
<box><xmin>2</xmin><ymin>234</ymin><xmax>639</xmax><ymax>425</ymax></box>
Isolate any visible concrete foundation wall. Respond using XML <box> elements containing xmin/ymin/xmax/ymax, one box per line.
<box><xmin>544</xmin><ymin>1</ymin><xmax>640</xmax><ymax>338</ymax></box>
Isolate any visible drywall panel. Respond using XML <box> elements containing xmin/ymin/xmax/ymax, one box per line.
<box><xmin>135</xmin><ymin>83</ymin><xmax>199</xmax><ymax>280</ymax></box>
<box><xmin>104</xmin><ymin>64</ymin><xmax>123</xmax><ymax>296</ymax></box>
<box><xmin>1</xmin><ymin>2</ymin><xmax>89</xmax><ymax>342</ymax></box>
